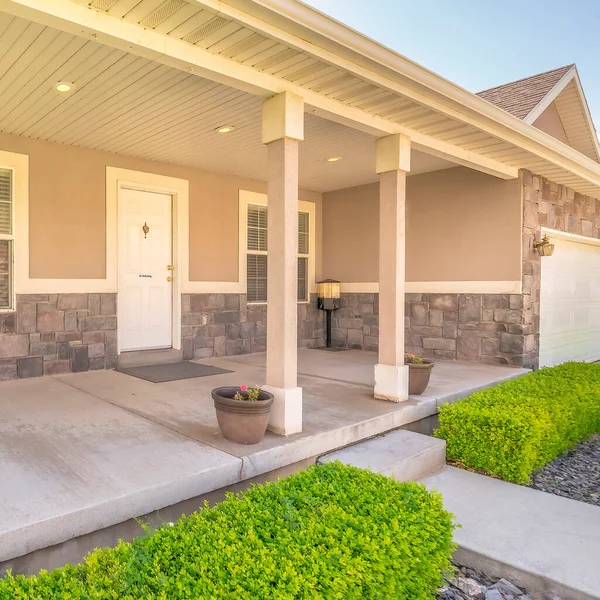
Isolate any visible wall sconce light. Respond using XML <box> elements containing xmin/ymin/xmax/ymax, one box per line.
<box><xmin>533</xmin><ymin>234</ymin><xmax>555</xmax><ymax>257</ymax></box>
<box><xmin>317</xmin><ymin>279</ymin><xmax>341</xmax><ymax>348</ymax></box>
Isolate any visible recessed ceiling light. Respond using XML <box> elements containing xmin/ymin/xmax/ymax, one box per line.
<box><xmin>56</xmin><ymin>82</ymin><xmax>74</xmax><ymax>93</ymax></box>
<box><xmin>326</xmin><ymin>156</ymin><xmax>342</xmax><ymax>162</ymax></box>
<box><xmin>216</xmin><ymin>126</ymin><xmax>234</xmax><ymax>133</ymax></box>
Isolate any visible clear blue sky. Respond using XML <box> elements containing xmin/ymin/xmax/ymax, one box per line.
<box><xmin>303</xmin><ymin>0</ymin><xmax>600</xmax><ymax>128</ymax></box>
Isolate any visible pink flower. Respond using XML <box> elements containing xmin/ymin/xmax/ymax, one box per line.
<box><xmin>240</xmin><ymin>385</ymin><xmax>248</xmax><ymax>391</ymax></box>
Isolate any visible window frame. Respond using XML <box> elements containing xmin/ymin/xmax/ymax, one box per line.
<box><xmin>239</xmin><ymin>190</ymin><xmax>316</xmax><ymax>306</ymax></box>
<box><xmin>297</xmin><ymin>211</ymin><xmax>310</xmax><ymax>303</ymax></box>
<box><xmin>246</xmin><ymin>204</ymin><xmax>268</xmax><ymax>304</ymax></box>
<box><xmin>0</xmin><ymin>165</ymin><xmax>15</xmax><ymax>312</ymax></box>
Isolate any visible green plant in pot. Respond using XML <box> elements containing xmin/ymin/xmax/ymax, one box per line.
<box><xmin>405</xmin><ymin>353</ymin><xmax>434</xmax><ymax>395</ymax></box>
<box><xmin>212</xmin><ymin>385</ymin><xmax>274</xmax><ymax>444</ymax></box>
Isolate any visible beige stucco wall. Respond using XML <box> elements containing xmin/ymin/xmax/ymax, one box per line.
<box><xmin>0</xmin><ymin>133</ymin><xmax>322</xmax><ymax>281</ymax></box>
<box><xmin>322</xmin><ymin>166</ymin><xmax>522</xmax><ymax>283</ymax></box>
<box><xmin>532</xmin><ymin>102</ymin><xmax>569</xmax><ymax>145</ymax></box>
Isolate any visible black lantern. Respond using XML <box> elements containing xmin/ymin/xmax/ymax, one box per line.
<box><xmin>317</xmin><ymin>279</ymin><xmax>341</xmax><ymax>348</ymax></box>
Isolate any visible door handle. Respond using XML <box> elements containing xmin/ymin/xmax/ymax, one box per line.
<box><xmin>167</xmin><ymin>265</ymin><xmax>174</xmax><ymax>271</ymax></box>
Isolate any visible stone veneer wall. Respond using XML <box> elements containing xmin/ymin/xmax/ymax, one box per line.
<box><xmin>521</xmin><ymin>169</ymin><xmax>600</xmax><ymax>369</ymax></box>
<box><xmin>182</xmin><ymin>293</ymin><xmax>324</xmax><ymax>359</ymax></box>
<box><xmin>332</xmin><ymin>292</ymin><xmax>530</xmax><ymax>366</ymax></box>
<box><xmin>0</xmin><ymin>294</ymin><xmax>117</xmax><ymax>380</ymax></box>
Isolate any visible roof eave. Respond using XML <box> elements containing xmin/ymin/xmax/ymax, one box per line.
<box><xmin>213</xmin><ymin>0</ymin><xmax>600</xmax><ymax>185</ymax></box>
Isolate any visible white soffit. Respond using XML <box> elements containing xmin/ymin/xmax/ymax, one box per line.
<box><xmin>553</xmin><ymin>80</ymin><xmax>600</xmax><ymax>162</ymax></box>
<box><xmin>2</xmin><ymin>0</ymin><xmax>600</xmax><ymax>196</ymax></box>
<box><xmin>58</xmin><ymin>0</ymin><xmax>600</xmax><ymax>196</ymax></box>
<box><xmin>0</xmin><ymin>12</ymin><xmax>454</xmax><ymax>192</ymax></box>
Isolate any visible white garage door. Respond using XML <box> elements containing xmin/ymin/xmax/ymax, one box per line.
<box><xmin>540</xmin><ymin>235</ymin><xmax>600</xmax><ymax>367</ymax></box>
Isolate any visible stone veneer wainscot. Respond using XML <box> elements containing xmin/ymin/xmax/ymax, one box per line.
<box><xmin>331</xmin><ymin>292</ymin><xmax>531</xmax><ymax>367</ymax></box>
<box><xmin>0</xmin><ymin>294</ymin><xmax>117</xmax><ymax>380</ymax></box>
<box><xmin>182</xmin><ymin>293</ymin><xmax>324</xmax><ymax>360</ymax></box>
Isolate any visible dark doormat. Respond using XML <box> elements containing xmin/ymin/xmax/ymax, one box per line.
<box><xmin>117</xmin><ymin>362</ymin><xmax>233</xmax><ymax>383</ymax></box>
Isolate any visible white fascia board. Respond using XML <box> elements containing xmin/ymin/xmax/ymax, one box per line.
<box><xmin>0</xmin><ymin>0</ymin><xmax>517</xmax><ymax>179</ymax></box>
<box><xmin>524</xmin><ymin>67</ymin><xmax>600</xmax><ymax>163</ymax></box>
<box><xmin>523</xmin><ymin>66</ymin><xmax>576</xmax><ymax>125</ymax></box>
<box><xmin>6</xmin><ymin>0</ymin><xmax>598</xmax><ymax>185</ymax></box>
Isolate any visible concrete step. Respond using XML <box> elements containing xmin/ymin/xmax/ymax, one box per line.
<box><xmin>420</xmin><ymin>466</ymin><xmax>600</xmax><ymax>600</ymax></box>
<box><xmin>317</xmin><ymin>429</ymin><xmax>446</xmax><ymax>482</ymax></box>
<box><xmin>117</xmin><ymin>348</ymin><xmax>183</xmax><ymax>369</ymax></box>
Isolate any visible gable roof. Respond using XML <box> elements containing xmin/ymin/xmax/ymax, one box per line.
<box><xmin>477</xmin><ymin>65</ymin><xmax>573</xmax><ymax>120</ymax></box>
<box><xmin>477</xmin><ymin>65</ymin><xmax>600</xmax><ymax>162</ymax></box>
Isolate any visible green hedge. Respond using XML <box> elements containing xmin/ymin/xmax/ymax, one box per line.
<box><xmin>435</xmin><ymin>362</ymin><xmax>600</xmax><ymax>483</ymax></box>
<box><xmin>0</xmin><ymin>463</ymin><xmax>455</xmax><ymax>600</ymax></box>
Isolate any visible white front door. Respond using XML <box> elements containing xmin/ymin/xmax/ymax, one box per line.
<box><xmin>540</xmin><ymin>235</ymin><xmax>600</xmax><ymax>367</ymax></box>
<box><xmin>118</xmin><ymin>188</ymin><xmax>173</xmax><ymax>351</ymax></box>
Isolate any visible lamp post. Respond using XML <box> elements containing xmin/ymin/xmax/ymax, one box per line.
<box><xmin>317</xmin><ymin>279</ymin><xmax>341</xmax><ymax>348</ymax></box>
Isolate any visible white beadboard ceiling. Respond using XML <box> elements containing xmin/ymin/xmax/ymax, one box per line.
<box><xmin>60</xmin><ymin>0</ymin><xmax>600</xmax><ymax>196</ymax></box>
<box><xmin>0</xmin><ymin>11</ymin><xmax>455</xmax><ymax>192</ymax></box>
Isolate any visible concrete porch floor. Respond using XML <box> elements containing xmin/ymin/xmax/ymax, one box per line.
<box><xmin>0</xmin><ymin>349</ymin><xmax>528</xmax><ymax>566</ymax></box>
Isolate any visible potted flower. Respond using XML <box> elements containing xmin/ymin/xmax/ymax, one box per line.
<box><xmin>212</xmin><ymin>385</ymin><xmax>274</xmax><ymax>444</ymax></box>
<box><xmin>405</xmin><ymin>353</ymin><xmax>434</xmax><ymax>395</ymax></box>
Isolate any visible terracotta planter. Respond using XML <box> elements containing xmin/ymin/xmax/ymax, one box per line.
<box><xmin>407</xmin><ymin>360</ymin><xmax>434</xmax><ymax>395</ymax></box>
<box><xmin>212</xmin><ymin>387</ymin><xmax>274</xmax><ymax>445</ymax></box>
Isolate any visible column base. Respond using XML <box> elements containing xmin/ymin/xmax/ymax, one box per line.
<box><xmin>264</xmin><ymin>385</ymin><xmax>303</xmax><ymax>435</ymax></box>
<box><xmin>374</xmin><ymin>364</ymin><xmax>409</xmax><ymax>403</ymax></box>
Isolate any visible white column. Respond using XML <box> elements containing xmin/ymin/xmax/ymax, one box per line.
<box><xmin>374</xmin><ymin>134</ymin><xmax>411</xmax><ymax>402</ymax></box>
<box><xmin>262</xmin><ymin>92</ymin><xmax>304</xmax><ymax>435</ymax></box>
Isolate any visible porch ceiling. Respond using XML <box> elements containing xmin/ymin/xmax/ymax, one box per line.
<box><xmin>41</xmin><ymin>0</ymin><xmax>600</xmax><ymax>196</ymax></box>
<box><xmin>0</xmin><ymin>11</ymin><xmax>455</xmax><ymax>192</ymax></box>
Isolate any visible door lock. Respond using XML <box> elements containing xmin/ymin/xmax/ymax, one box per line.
<box><xmin>167</xmin><ymin>276</ymin><xmax>172</xmax><ymax>282</ymax></box>
<box><xmin>167</xmin><ymin>265</ymin><xmax>174</xmax><ymax>271</ymax></box>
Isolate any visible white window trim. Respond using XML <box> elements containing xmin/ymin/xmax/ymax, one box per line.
<box><xmin>0</xmin><ymin>164</ymin><xmax>15</xmax><ymax>312</ymax></box>
<box><xmin>239</xmin><ymin>190</ymin><xmax>316</xmax><ymax>304</ymax></box>
<box><xmin>1</xmin><ymin>150</ymin><xmax>27</xmax><ymax>311</ymax></box>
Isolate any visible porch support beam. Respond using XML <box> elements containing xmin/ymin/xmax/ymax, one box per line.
<box><xmin>374</xmin><ymin>134</ymin><xmax>410</xmax><ymax>402</ymax></box>
<box><xmin>262</xmin><ymin>92</ymin><xmax>304</xmax><ymax>435</ymax></box>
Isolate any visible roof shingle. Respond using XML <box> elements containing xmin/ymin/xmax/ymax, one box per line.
<box><xmin>476</xmin><ymin>65</ymin><xmax>574</xmax><ymax>119</ymax></box>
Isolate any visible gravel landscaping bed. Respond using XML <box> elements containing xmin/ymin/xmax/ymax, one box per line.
<box><xmin>439</xmin><ymin>564</ymin><xmax>561</xmax><ymax>599</ymax></box>
<box><xmin>529</xmin><ymin>434</ymin><xmax>600</xmax><ymax>506</ymax></box>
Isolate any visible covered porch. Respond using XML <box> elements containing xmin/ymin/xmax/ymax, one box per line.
<box><xmin>0</xmin><ymin>3</ymin><xmax>529</xmax><ymax>436</ymax></box>
<box><xmin>0</xmin><ymin>349</ymin><xmax>528</xmax><ymax>569</ymax></box>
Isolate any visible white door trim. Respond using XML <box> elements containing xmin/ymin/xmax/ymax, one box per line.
<box><xmin>108</xmin><ymin>167</ymin><xmax>187</xmax><ymax>354</ymax></box>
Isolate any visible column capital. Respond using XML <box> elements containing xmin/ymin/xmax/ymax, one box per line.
<box><xmin>262</xmin><ymin>91</ymin><xmax>304</xmax><ymax>144</ymax></box>
<box><xmin>375</xmin><ymin>133</ymin><xmax>411</xmax><ymax>174</ymax></box>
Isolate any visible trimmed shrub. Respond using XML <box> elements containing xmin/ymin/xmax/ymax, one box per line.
<box><xmin>435</xmin><ymin>362</ymin><xmax>600</xmax><ymax>483</ymax></box>
<box><xmin>0</xmin><ymin>463</ymin><xmax>455</xmax><ymax>599</ymax></box>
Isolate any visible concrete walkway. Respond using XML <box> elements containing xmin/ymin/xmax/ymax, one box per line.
<box><xmin>421</xmin><ymin>466</ymin><xmax>600</xmax><ymax>600</ymax></box>
<box><xmin>0</xmin><ymin>350</ymin><xmax>527</xmax><ymax>564</ymax></box>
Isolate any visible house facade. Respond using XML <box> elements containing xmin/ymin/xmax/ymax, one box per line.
<box><xmin>1</xmin><ymin>0</ymin><xmax>600</xmax><ymax>434</ymax></box>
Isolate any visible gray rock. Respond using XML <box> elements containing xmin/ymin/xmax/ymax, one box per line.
<box><xmin>454</xmin><ymin>576</ymin><xmax>486</xmax><ymax>597</ymax></box>
<box><xmin>485</xmin><ymin>590</ymin><xmax>503</xmax><ymax>600</ymax></box>
<box><xmin>491</xmin><ymin>579</ymin><xmax>523</xmax><ymax>597</ymax></box>
<box><xmin>529</xmin><ymin>434</ymin><xmax>600</xmax><ymax>507</ymax></box>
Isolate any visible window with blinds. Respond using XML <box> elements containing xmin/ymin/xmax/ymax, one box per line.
<box><xmin>246</xmin><ymin>204</ymin><xmax>310</xmax><ymax>303</ymax></box>
<box><xmin>0</xmin><ymin>168</ymin><xmax>12</xmax><ymax>310</ymax></box>
<box><xmin>297</xmin><ymin>211</ymin><xmax>309</xmax><ymax>302</ymax></box>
